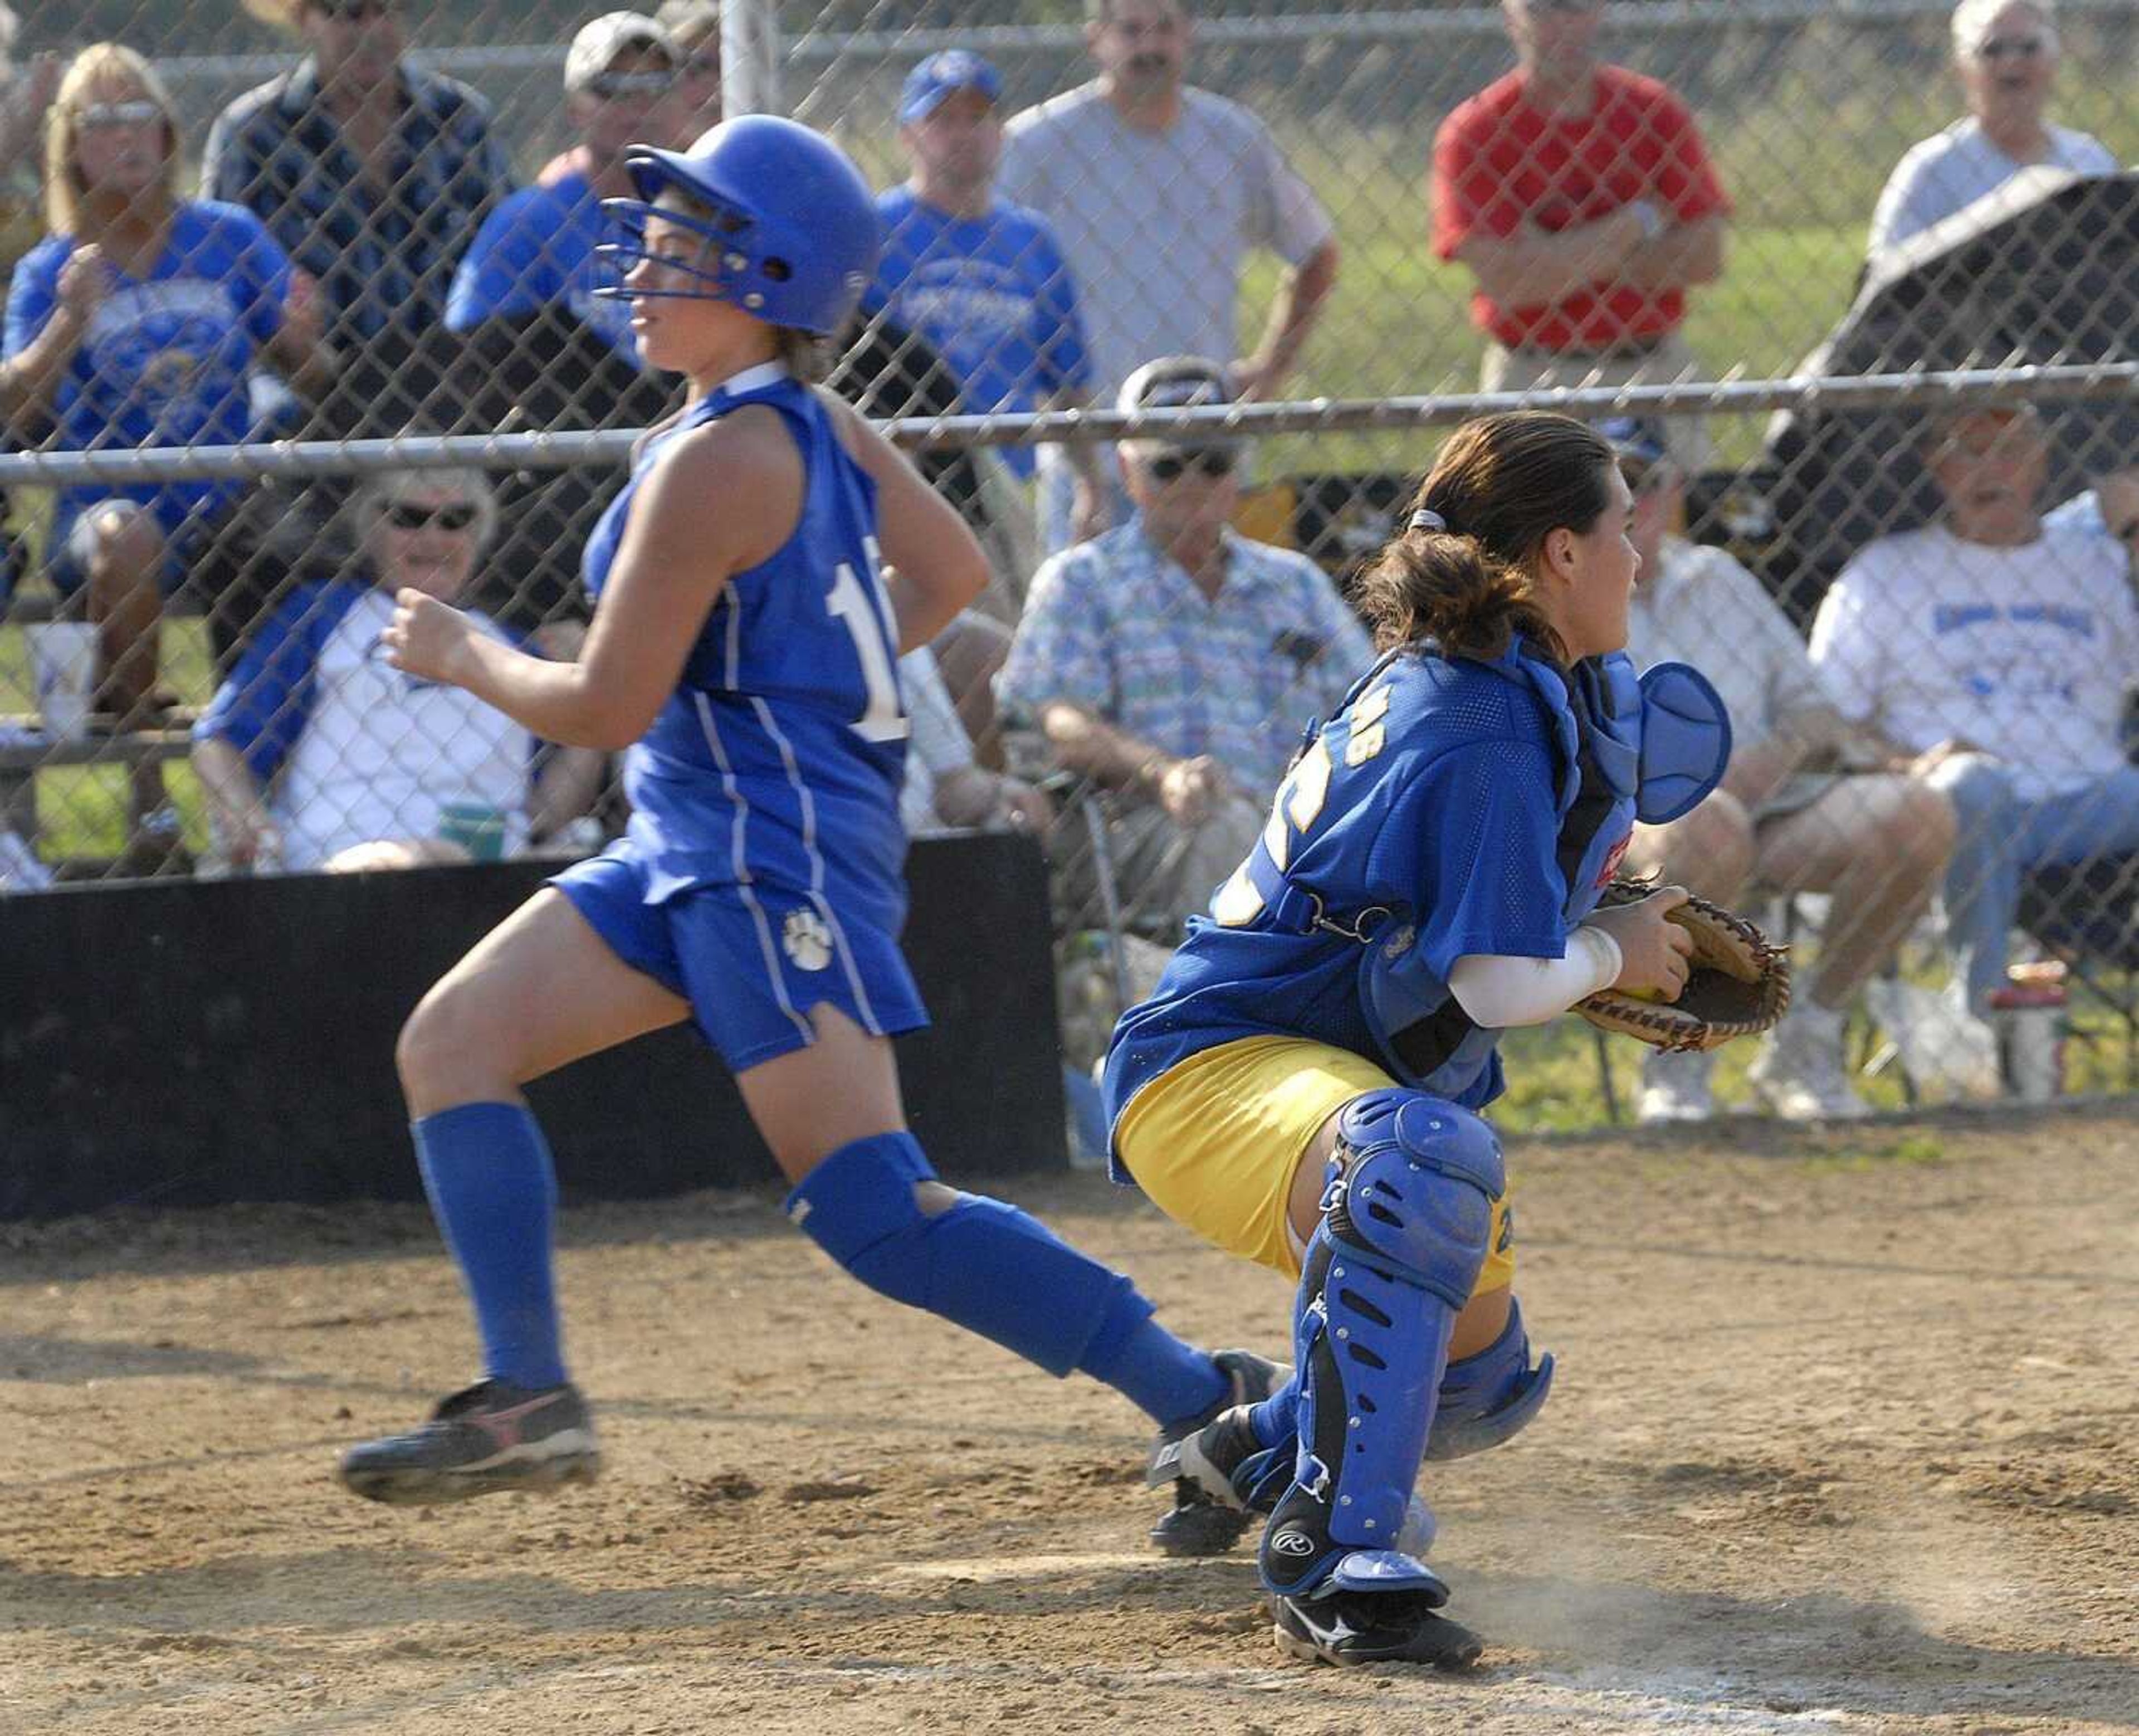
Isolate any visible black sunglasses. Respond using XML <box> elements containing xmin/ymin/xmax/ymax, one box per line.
<box><xmin>1146</xmin><ymin>448</ymin><xmax>1238</xmax><ymax>482</ymax></box>
<box><xmin>384</xmin><ymin>500</ymin><xmax>480</xmax><ymax>531</ymax></box>
<box><xmin>1977</xmin><ymin>35</ymin><xmax>2046</xmax><ymax>60</ymax></box>
<box><xmin>311</xmin><ymin>0</ymin><xmax>397</xmax><ymax>20</ymax></box>
<box><xmin>583</xmin><ymin>70</ymin><xmax>677</xmax><ymax>100</ymax></box>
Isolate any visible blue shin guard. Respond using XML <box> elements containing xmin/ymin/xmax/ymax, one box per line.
<box><xmin>1258</xmin><ymin>1090</ymin><xmax>1504</xmax><ymax>1603</ymax></box>
<box><xmin>787</xmin><ymin>1132</ymin><xmax>1205</xmax><ymax>1411</ymax></box>
<box><xmin>1424</xmin><ymin>1296</ymin><xmax>1554</xmax><ymax>1462</ymax></box>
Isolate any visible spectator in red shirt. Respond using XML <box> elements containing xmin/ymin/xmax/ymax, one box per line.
<box><xmin>1432</xmin><ymin>0</ymin><xmax>1729</xmax><ymax>470</ymax></box>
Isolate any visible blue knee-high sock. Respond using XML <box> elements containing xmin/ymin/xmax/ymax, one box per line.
<box><xmin>785</xmin><ymin>1130</ymin><xmax>1226</xmax><ymax>1429</ymax></box>
<box><xmin>413</xmin><ymin>1102</ymin><xmax>568</xmax><ymax>1391</ymax></box>
<box><xmin>1077</xmin><ymin>1291</ymin><xmax>1228</xmax><ymax>1431</ymax></box>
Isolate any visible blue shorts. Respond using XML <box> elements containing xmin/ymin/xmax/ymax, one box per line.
<box><xmin>551</xmin><ymin>847</ymin><xmax>930</xmax><ymax>1072</ymax></box>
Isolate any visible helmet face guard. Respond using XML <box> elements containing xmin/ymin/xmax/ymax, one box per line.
<box><xmin>593</xmin><ymin>194</ymin><xmax>759</xmax><ymax>308</ymax></box>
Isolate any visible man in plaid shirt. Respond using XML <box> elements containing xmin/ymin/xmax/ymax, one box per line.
<box><xmin>208</xmin><ymin>1</ymin><xmax>511</xmax><ymax>423</ymax></box>
<box><xmin>999</xmin><ymin>357</ymin><xmax>1373</xmax><ymax>939</ymax></box>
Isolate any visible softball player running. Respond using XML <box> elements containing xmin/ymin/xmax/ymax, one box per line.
<box><xmin>340</xmin><ymin>116</ymin><xmax>1272</xmax><ymax>1505</ymax></box>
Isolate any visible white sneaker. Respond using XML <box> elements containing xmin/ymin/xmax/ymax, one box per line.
<box><xmin>1638</xmin><ymin>1047</ymin><xmax>1717</xmax><ymax>1123</ymax></box>
<box><xmin>1748</xmin><ymin>1002</ymin><xmax>1870</xmax><ymax>1120</ymax></box>
<box><xmin>1861</xmin><ymin>980</ymin><xmax>2004</xmax><ymax>1102</ymax></box>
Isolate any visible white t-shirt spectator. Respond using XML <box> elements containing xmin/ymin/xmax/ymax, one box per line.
<box><xmin>1808</xmin><ymin>522</ymin><xmax>2139</xmax><ymax>802</ymax></box>
<box><xmin>1623</xmin><ymin>538</ymin><xmax>1824</xmax><ymax>752</ymax></box>
<box><xmin>1867</xmin><ymin>118</ymin><xmax>2118</xmax><ymax>255</ymax></box>
<box><xmin>997</xmin><ymin>82</ymin><xmax>1332</xmax><ymax>396</ymax></box>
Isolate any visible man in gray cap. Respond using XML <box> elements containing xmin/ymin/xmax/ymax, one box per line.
<box><xmin>451</xmin><ymin>11</ymin><xmax>682</xmax><ymax>365</ymax></box>
<box><xmin>1000</xmin><ymin>355</ymin><xmax>1372</xmax><ymax>941</ymax></box>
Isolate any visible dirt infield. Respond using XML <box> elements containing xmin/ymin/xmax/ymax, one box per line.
<box><xmin>5</xmin><ymin>1104</ymin><xmax>2137</xmax><ymax>1734</ymax></box>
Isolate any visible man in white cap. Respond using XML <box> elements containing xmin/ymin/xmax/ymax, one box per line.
<box><xmin>445</xmin><ymin>14</ymin><xmax>687</xmax><ymax>645</ymax></box>
<box><xmin>207</xmin><ymin>2</ymin><xmax>511</xmax><ymax>367</ymax></box>
<box><xmin>449</xmin><ymin>12</ymin><xmax>683</xmax><ymax>367</ymax></box>
<box><xmin>1000</xmin><ymin>355</ymin><xmax>1373</xmax><ymax>940</ymax></box>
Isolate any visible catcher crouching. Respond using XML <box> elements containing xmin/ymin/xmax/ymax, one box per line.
<box><xmin>1104</xmin><ymin>413</ymin><xmax>1788</xmax><ymax>1673</ymax></box>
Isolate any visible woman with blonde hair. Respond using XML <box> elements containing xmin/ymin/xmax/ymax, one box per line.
<box><xmin>2</xmin><ymin>43</ymin><xmax>330</xmax><ymax>772</ymax></box>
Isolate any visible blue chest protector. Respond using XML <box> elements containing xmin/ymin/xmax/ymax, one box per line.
<box><xmin>1343</xmin><ymin>647</ymin><xmax>1730</xmax><ymax>1094</ymax></box>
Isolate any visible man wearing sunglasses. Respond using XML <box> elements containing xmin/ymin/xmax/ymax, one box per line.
<box><xmin>1868</xmin><ymin>1</ymin><xmax>2113</xmax><ymax>258</ymax></box>
<box><xmin>1432</xmin><ymin>0</ymin><xmax>1729</xmax><ymax>475</ymax></box>
<box><xmin>999</xmin><ymin>356</ymin><xmax>1373</xmax><ymax>942</ymax></box>
<box><xmin>450</xmin><ymin>13</ymin><xmax>682</xmax><ymax>369</ymax></box>
<box><xmin>445</xmin><ymin>15</ymin><xmax>687</xmax><ymax>647</ymax></box>
<box><xmin>1606</xmin><ymin>419</ymin><xmax>1955</xmax><ymax>1123</ymax></box>
<box><xmin>653</xmin><ymin>1</ymin><xmax>721</xmax><ymax>137</ymax></box>
<box><xmin>209</xmin><ymin>0</ymin><xmax>511</xmax><ymax>405</ymax></box>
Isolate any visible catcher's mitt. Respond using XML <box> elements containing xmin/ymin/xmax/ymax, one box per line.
<box><xmin>1575</xmin><ymin>880</ymin><xmax>1790</xmax><ymax>1052</ymax></box>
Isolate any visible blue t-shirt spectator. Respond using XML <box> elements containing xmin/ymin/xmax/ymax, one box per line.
<box><xmin>203</xmin><ymin>58</ymin><xmax>510</xmax><ymax>349</ymax></box>
<box><xmin>4</xmin><ymin>199</ymin><xmax>290</xmax><ymax>541</ymax></box>
<box><xmin>446</xmin><ymin>169</ymin><xmax>639</xmax><ymax>363</ymax></box>
<box><xmin>861</xmin><ymin>186</ymin><xmax>1091</xmax><ymax>480</ymax></box>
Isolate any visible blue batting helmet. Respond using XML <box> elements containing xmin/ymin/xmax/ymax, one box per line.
<box><xmin>597</xmin><ymin>115</ymin><xmax>881</xmax><ymax>337</ymax></box>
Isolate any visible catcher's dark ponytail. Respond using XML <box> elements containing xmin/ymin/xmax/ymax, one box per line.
<box><xmin>1354</xmin><ymin>411</ymin><xmax>1615</xmax><ymax>662</ymax></box>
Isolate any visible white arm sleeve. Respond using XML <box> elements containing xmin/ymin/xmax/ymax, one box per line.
<box><xmin>1448</xmin><ymin>926</ymin><xmax>1623</xmax><ymax>1028</ymax></box>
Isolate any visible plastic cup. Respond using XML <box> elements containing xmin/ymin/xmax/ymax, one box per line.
<box><xmin>438</xmin><ymin>802</ymin><xmax>508</xmax><ymax>862</ymax></box>
<box><xmin>28</xmin><ymin>622</ymin><xmax>98</xmax><ymax>743</ymax></box>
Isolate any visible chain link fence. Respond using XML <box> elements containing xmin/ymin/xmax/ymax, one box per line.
<box><xmin>3</xmin><ymin>0</ymin><xmax>2136</xmax><ymax>1125</ymax></box>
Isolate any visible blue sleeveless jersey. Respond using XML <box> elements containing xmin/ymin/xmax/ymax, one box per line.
<box><xmin>1102</xmin><ymin>641</ymin><xmax>1640</xmax><ymax>1139</ymax></box>
<box><xmin>579</xmin><ymin>363</ymin><xmax>910</xmax><ymax>926</ymax></box>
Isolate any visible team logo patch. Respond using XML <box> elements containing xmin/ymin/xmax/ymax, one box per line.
<box><xmin>782</xmin><ymin>908</ymin><xmax>833</xmax><ymax>972</ymax></box>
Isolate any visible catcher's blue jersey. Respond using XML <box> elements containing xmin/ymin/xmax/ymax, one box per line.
<box><xmin>554</xmin><ymin>360</ymin><xmax>926</xmax><ymax>1069</ymax></box>
<box><xmin>1103</xmin><ymin>641</ymin><xmax>1638</xmax><ymax>1136</ymax></box>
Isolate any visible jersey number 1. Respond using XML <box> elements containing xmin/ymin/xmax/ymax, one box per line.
<box><xmin>825</xmin><ymin>539</ymin><xmax>909</xmax><ymax>743</ymax></box>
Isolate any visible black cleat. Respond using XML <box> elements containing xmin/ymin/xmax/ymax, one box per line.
<box><xmin>1146</xmin><ymin>1349</ymin><xmax>1287</xmax><ymax>1557</ymax></box>
<box><xmin>338</xmin><ymin>1379</ymin><xmax>600</xmax><ymax>1506</ymax></box>
<box><xmin>1272</xmin><ymin>1588</ymin><xmax>1485</xmax><ymax>1671</ymax></box>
